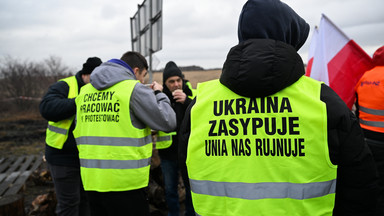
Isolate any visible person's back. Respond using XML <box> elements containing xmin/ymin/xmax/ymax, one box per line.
<box><xmin>355</xmin><ymin>45</ymin><xmax>384</xmax><ymax>216</ymax></box>
<box><xmin>40</xmin><ymin>57</ymin><xmax>102</xmax><ymax>216</ymax></box>
<box><xmin>73</xmin><ymin>51</ymin><xmax>176</xmax><ymax>216</ymax></box>
<box><xmin>188</xmin><ymin>76</ymin><xmax>336</xmax><ymax>215</ymax></box>
<box><xmin>179</xmin><ymin>0</ymin><xmax>379</xmax><ymax>215</ymax></box>
<box><xmin>355</xmin><ymin>46</ymin><xmax>384</xmax><ymax>141</ymax></box>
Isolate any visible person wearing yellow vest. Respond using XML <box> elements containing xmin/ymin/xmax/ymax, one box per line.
<box><xmin>40</xmin><ymin>57</ymin><xmax>102</xmax><ymax>216</ymax></box>
<box><xmin>178</xmin><ymin>1</ymin><xmax>379</xmax><ymax>215</ymax></box>
<box><xmin>355</xmin><ymin>45</ymin><xmax>384</xmax><ymax>216</ymax></box>
<box><xmin>156</xmin><ymin>61</ymin><xmax>195</xmax><ymax>216</ymax></box>
<box><xmin>73</xmin><ymin>51</ymin><xmax>176</xmax><ymax>216</ymax></box>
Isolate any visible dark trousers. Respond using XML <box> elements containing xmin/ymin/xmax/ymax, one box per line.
<box><xmin>48</xmin><ymin>163</ymin><xmax>90</xmax><ymax>216</ymax></box>
<box><xmin>366</xmin><ymin>138</ymin><xmax>384</xmax><ymax>216</ymax></box>
<box><xmin>87</xmin><ymin>188</ymin><xmax>150</xmax><ymax>216</ymax></box>
<box><xmin>161</xmin><ymin>159</ymin><xmax>195</xmax><ymax>216</ymax></box>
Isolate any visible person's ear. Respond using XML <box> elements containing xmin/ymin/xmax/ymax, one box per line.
<box><xmin>133</xmin><ymin>67</ymin><xmax>140</xmax><ymax>76</ymax></box>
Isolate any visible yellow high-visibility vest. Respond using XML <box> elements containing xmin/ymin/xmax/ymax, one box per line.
<box><xmin>73</xmin><ymin>80</ymin><xmax>152</xmax><ymax>192</ymax></box>
<box><xmin>187</xmin><ymin>76</ymin><xmax>337</xmax><ymax>216</ymax></box>
<box><xmin>156</xmin><ymin>131</ymin><xmax>176</xmax><ymax>149</ymax></box>
<box><xmin>156</xmin><ymin>81</ymin><xmax>194</xmax><ymax>150</ymax></box>
<box><xmin>45</xmin><ymin>76</ymin><xmax>78</xmax><ymax>149</ymax></box>
<box><xmin>185</xmin><ymin>81</ymin><xmax>196</xmax><ymax>99</ymax></box>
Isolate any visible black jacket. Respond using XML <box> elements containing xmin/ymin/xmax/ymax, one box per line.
<box><xmin>40</xmin><ymin>72</ymin><xmax>85</xmax><ymax>167</ymax></box>
<box><xmin>158</xmin><ymin>80</ymin><xmax>193</xmax><ymax>161</ymax></box>
<box><xmin>179</xmin><ymin>39</ymin><xmax>379</xmax><ymax>215</ymax></box>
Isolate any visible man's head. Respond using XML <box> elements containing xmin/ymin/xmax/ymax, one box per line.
<box><xmin>120</xmin><ymin>51</ymin><xmax>149</xmax><ymax>83</ymax></box>
<box><xmin>80</xmin><ymin>57</ymin><xmax>102</xmax><ymax>84</ymax></box>
<box><xmin>238</xmin><ymin>0</ymin><xmax>309</xmax><ymax>51</ymax></box>
<box><xmin>163</xmin><ymin>61</ymin><xmax>183</xmax><ymax>92</ymax></box>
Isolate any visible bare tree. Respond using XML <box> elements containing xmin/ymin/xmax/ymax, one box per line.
<box><xmin>44</xmin><ymin>55</ymin><xmax>73</xmax><ymax>80</ymax></box>
<box><xmin>0</xmin><ymin>56</ymin><xmax>72</xmax><ymax>112</ymax></box>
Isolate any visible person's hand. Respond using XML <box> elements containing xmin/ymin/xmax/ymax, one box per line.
<box><xmin>172</xmin><ymin>89</ymin><xmax>187</xmax><ymax>104</ymax></box>
<box><xmin>151</xmin><ymin>81</ymin><xmax>163</xmax><ymax>92</ymax></box>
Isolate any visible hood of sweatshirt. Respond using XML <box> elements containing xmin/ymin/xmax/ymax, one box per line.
<box><xmin>238</xmin><ymin>0</ymin><xmax>309</xmax><ymax>51</ymax></box>
<box><xmin>90</xmin><ymin>60</ymin><xmax>136</xmax><ymax>90</ymax></box>
<box><xmin>219</xmin><ymin>39</ymin><xmax>305</xmax><ymax>98</ymax></box>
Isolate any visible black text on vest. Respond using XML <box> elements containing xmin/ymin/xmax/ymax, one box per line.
<box><xmin>204</xmin><ymin>96</ymin><xmax>306</xmax><ymax>158</ymax></box>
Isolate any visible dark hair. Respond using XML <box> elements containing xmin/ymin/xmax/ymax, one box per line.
<box><xmin>120</xmin><ymin>51</ymin><xmax>148</xmax><ymax>72</ymax></box>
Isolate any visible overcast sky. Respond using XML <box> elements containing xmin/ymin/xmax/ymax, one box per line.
<box><xmin>0</xmin><ymin>0</ymin><xmax>383</xmax><ymax>71</ymax></box>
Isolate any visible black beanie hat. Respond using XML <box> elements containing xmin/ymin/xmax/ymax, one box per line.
<box><xmin>238</xmin><ymin>0</ymin><xmax>309</xmax><ymax>51</ymax></box>
<box><xmin>163</xmin><ymin>61</ymin><xmax>183</xmax><ymax>83</ymax></box>
<box><xmin>81</xmin><ymin>57</ymin><xmax>102</xmax><ymax>75</ymax></box>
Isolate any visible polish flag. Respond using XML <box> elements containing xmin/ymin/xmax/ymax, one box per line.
<box><xmin>305</xmin><ymin>26</ymin><xmax>318</xmax><ymax>76</ymax></box>
<box><xmin>305</xmin><ymin>14</ymin><xmax>373</xmax><ymax>109</ymax></box>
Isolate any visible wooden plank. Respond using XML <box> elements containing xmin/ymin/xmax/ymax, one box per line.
<box><xmin>29</xmin><ymin>155</ymin><xmax>43</xmax><ymax>171</ymax></box>
<box><xmin>0</xmin><ymin>173</ymin><xmax>7</xmax><ymax>184</ymax></box>
<box><xmin>18</xmin><ymin>155</ymin><xmax>34</xmax><ymax>173</ymax></box>
<box><xmin>0</xmin><ymin>172</ymin><xmax>20</xmax><ymax>196</ymax></box>
<box><xmin>4</xmin><ymin>171</ymin><xmax>31</xmax><ymax>196</ymax></box>
<box><xmin>6</xmin><ymin>157</ymin><xmax>24</xmax><ymax>174</ymax></box>
<box><xmin>0</xmin><ymin>155</ymin><xmax>43</xmax><ymax>196</ymax></box>
<box><xmin>0</xmin><ymin>157</ymin><xmax>15</xmax><ymax>173</ymax></box>
<box><xmin>4</xmin><ymin>156</ymin><xmax>43</xmax><ymax>196</ymax></box>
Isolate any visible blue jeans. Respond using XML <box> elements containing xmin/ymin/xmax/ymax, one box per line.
<box><xmin>161</xmin><ymin>159</ymin><xmax>180</xmax><ymax>216</ymax></box>
<box><xmin>160</xmin><ymin>159</ymin><xmax>195</xmax><ymax>216</ymax></box>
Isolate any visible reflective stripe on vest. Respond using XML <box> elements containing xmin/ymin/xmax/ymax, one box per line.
<box><xmin>76</xmin><ymin>134</ymin><xmax>152</xmax><ymax>147</ymax></box>
<box><xmin>355</xmin><ymin>66</ymin><xmax>384</xmax><ymax>133</ymax></box>
<box><xmin>190</xmin><ymin>179</ymin><xmax>336</xmax><ymax>200</ymax></box>
<box><xmin>80</xmin><ymin>157</ymin><xmax>151</xmax><ymax>169</ymax></box>
<box><xmin>156</xmin><ymin>131</ymin><xmax>176</xmax><ymax>149</ymax></box>
<box><xmin>48</xmin><ymin>124</ymin><xmax>67</xmax><ymax>135</ymax></box>
<box><xmin>46</xmin><ymin>76</ymin><xmax>78</xmax><ymax>149</ymax></box>
<box><xmin>187</xmin><ymin>77</ymin><xmax>336</xmax><ymax>216</ymax></box>
<box><xmin>185</xmin><ymin>81</ymin><xmax>196</xmax><ymax>99</ymax></box>
<box><xmin>73</xmin><ymin>80</ymin><xmax>152</xmax><ymax>192</ymax></box>
<box><xmin>359</xmin><ymin>106</ymin><xmax>384</xmax><ymax>128</ymax></box>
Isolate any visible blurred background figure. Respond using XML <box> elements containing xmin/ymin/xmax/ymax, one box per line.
<box><xmin>355</xmin><ymin>45</ymin><xmax>384</xmax><ymax>216</ymax></box>
<box><xmin>157</xmin><ymin>61</ymin><xmax>195</xmax><ymax>216</ymax></box>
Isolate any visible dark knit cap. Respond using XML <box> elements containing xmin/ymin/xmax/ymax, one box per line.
<box><xmin>238</xmin><ymin>0</ymin><xmax>309</xmax><ymax>51</ymax></box>
<box><xmin>163</xmin><ymin>61</ymin><xmax>183</xmax><ymax>83</ymax></box>
<box><xmin>80</xmin><ymin>57</ymin><xmax>102</xmax><ymax>75</ymax></box>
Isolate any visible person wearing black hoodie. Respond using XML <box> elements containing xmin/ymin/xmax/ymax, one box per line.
<box><xmin>178</xmin><ymin>0</ymin><xmax>379</xmax><ymax>215</ymax></box>
<box><xmin>40</xmin><ymin>57</ymin><xmax>102</xmax><ymax>216</ymax></box>
<box><xmin>158</xmin><ymin>61</ymin><xmax>195</xmax><ymax>216</ymax></box>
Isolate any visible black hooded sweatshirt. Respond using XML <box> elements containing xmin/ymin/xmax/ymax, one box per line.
<box><xmin>159</xmin><ymin>80</ymin><xmax>193</xmax><ymax>160</ymax></box>
<box><xmin>40</xmin><ymin>72</ymin><xmax>85</xmax><ymax>167</ymax></box>
<box><xmin>178</xmin><ymin>0</ymin><xmax>379</xmax><ymax>215</ymax></box>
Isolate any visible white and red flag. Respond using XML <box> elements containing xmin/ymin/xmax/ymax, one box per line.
<box><xmin>305</xmin><ymin>14</ymin><xmax>373</xmax><ymax>109</ymax></box>
<box><xmin>305</xmin><ymin>26</ymin><xmax>318</xmax><ymax>76</ymax></box>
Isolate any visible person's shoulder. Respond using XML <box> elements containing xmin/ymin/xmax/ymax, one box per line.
<box><xmin>49</xmin><ymin>79</ymin><xmax>70</xmax><ymax>92</ymax></box>
<box><xmin>320</xmin><ymin>84</ymin><xmax>346</xmax><ymax>107</ymax></box>
<box><xmin>132</xmin><ymin>82</ymin><xmax>150</xmax><ymax>93</ymax></box>
<box><xmin>320</xmin><ymin>84</ymin><xmax>355</xmax><ymax>129</ymax></box>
